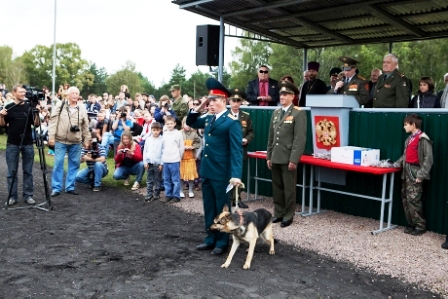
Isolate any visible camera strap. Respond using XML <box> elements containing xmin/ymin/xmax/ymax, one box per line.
<box><xmin>55</xmin><ymin>100</ymin><xmax>66</xmax><ymax>130</ymax></box>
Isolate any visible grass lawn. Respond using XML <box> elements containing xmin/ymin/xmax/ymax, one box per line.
<box><xmin>0</xmin><ymin>134</ymin><xmax>147</xmax><ymax>189</ymax></box>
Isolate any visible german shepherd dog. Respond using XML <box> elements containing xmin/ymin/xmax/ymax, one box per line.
<box><xmin>210</xmin><ymin>204</ymin><xmax>275</xmax><ymax>269</ymax></box>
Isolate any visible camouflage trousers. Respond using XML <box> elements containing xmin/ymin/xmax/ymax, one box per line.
<box><xmin>401</xmin><ymin>163</ymin><xmax>426</xmax><ymax>230</ymax></box>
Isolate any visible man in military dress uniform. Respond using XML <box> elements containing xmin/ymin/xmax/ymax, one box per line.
<box><xmin>170</xmin><ymin>84</ymin><xmax>188</xmax><ymax>129</ymax></box>
<box><xmin>267</xmin><ymin>81</ymin><xmax>307</xmax><ymax>228</ymax></box>
<box><xmin>228</xmin><ymin>88</ymin><xmax>254</xmax><ymax>209</ymax></box>
<box><xmin>330</xmin><ymin>56</ymin><xmax>369</xmax><ymax>106</ymax></box>
<box><xmin>187</xmin><ymin>78</ymin><xmax>243</xmax><ymax>255</ymax></box>
<box><xmin>373</xmin><ymin>53</ymin><xmax>410</xmax><ymax>108</ymax></box>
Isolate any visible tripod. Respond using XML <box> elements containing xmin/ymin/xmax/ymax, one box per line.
<box><xmin>3</xmin><ymin>100</ymin><xmax>52</xmax><ymax>212</ymax></box>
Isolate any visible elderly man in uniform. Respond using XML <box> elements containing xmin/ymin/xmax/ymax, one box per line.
<box><xmin>170</xmin><ymin>84</ymin><xmax>188</xmax><ymax>129</ymax></box>
<box><xmin>227</xmin><ymin>88</ymin><xmax>254</xmax><ymax>209</ymax></box>
<box><xmin>299</xmin><ymin>61</ymin><xmax>328</xmax><ymax>107</ymax></box>
<box><xmin>246</xmin><ymin>65</ymin><xmax>279</xmax><ymax>106</ymax></box>
<box><xmin>187</xmin><ymin>78</ymin><xmax>243</xmax><ymax>255</ymax></box>
<box><xmin>330</xmin><ymin>57</ymin><xmax>369</xmax><ymax>106</ymax></box>
<box><xmin>367</xmin><ymin>68</ymin><xmax>383</xmax><ymax>108</ymax></box>
<box><xmin>267</xmin><ymin>81</ymin><xmax>307</xmax><ymax>228</ymax></box>
<box><xmin>373</xmin><ymin>53</ymin><xmax>410</xmax><ymax>108</ymax></box>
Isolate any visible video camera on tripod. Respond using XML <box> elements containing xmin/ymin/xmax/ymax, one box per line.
<box><xmin>23</xmin><ymin>85</ymin><xmax>45</xmax><ymax>105</ymax></box>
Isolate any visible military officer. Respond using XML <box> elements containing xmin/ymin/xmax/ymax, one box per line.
<box><xmin>170</xmin><ymin>84</ymin><xmax>188</xmax><ymax>129</ymax></box>
<box><xmin>373</xmin><ymin>53</ymin><xmax>410</xmax><ymax>108</ymax></box>
<box><xmin>330</xmin><ymin>56</ymin><xmax>369</xmax><ymax>106</ymax></box>
<box><xmin>186</xmin><ymin>78</ymin><xmax>243</xmax><ymax>255</ymax></box>
<box><xmin>228</xmin><ymin>88</ymin><xmax>254</xmax><ymax>209</ymax></box>
<box><xmin>267</xmin><ymin>81</ymin><xmax>307</xmax><ymax>228</ymax></box>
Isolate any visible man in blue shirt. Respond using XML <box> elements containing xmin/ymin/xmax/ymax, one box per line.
<box><xmin>76</xmin><ymin>134</ymin><xmax>108</xmax><ymax>191</ymax></box>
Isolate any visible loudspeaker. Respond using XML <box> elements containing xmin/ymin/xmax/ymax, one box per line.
<box><xmin>196</xmin><ymin>25</ymin><xmax>222</xmax><ymax>66</ymax></box>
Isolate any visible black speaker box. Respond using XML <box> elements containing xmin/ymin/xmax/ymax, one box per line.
<box><xmin>196</xmin><ymin>25</ymin><xmax>222</xmax><ymax>66</ymax></box>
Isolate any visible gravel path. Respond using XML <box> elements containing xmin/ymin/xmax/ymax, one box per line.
<box><xmin>172</xmin><ymin>192</ymin><xmax>448</xmax><ymax>297</ymax></box>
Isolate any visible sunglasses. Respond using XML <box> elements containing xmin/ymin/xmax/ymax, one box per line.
<box><xmin>259</xmin><ymin>70</ymin><xmax>269</xmax><ymax>74</ymax></box>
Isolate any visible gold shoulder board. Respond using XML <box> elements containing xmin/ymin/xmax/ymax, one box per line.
<box><xmin>228</xmin><ymin>114</ymin><xmax>237</xmax><ymax>120</ymax></box>
<box><xmin>242</xmin><ymin>111</ymin><xmax>249</xmax><ymax>115</ymax></box>
<box><xmin>293</xmin><ymin>106</ymin><xmax>301</xmax><ymax>110</ymax></box>
<box><xmin>357</xmin><ymin>75</ymin><xmax>366</xmax><ymax>80</ymax></box>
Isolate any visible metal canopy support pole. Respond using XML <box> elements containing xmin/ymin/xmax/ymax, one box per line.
<box><xmin>218</xmin><ymin>16</ymin><xmax>225</xmax><ymax>82</ymax></box>
<box><xmin>389</xmin><ymin>42</ymin><xmax>393</xmax><ymax>53</ymax></box>
<box><xmin>303</xmin><ymin>48</ymin><xmax>308</xmax><ymax>71</ymax></box>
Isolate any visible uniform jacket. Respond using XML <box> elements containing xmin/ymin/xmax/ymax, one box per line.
<box><xmin>228</xmin><ymin>110</ymin><xmax>254</xmax><ymax>159</ymax></box>
<box><xmin>396</xmin><ymin>132</ymin><xmax>433</xmax><ymax>180</ymax></box>
<box><xmin>246</xmin><ymin>78</ymin><xmax>279</xmax><ymax>106</ymax></box>
<box><xmin>267</xmin><ymin>105</ymin><xmax>307</xmax><ymax>164</ymax></box>
<box><xmin>330</xmin><ymin>74</ymin><xmax>369</xmax><ymax>106</ymax></box>
<box><xmin>373</xmin><ymin>69</ymin><xmax>410</xmax><ymax>108</ymax></box>
<box><xmin>186</xmin><ymin>111</ymin><xmax>243</xmax><ymax>180</ymax></box>
<box><xmin>299</xmin><ymin>79</ymin><xmax>328</xmax><ymax>107</ymax></box>
<box><xmin>172</xmin><ymin>96</ymin><xmax>188</xmax><ymax>124</ymax></box>
<box><xmin>48</xmin><ymin>101</ymin><xmax>91</xmax><ymax>145</ymax></box>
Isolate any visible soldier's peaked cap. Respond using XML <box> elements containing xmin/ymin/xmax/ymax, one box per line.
<box><xmin>229</xmin><ymin>88</ymin><xmax>246</xmax><ymax>101</ymax></box>
<box><xmin>206</xmin><ymin>78</ymin><xmax>231</xmax><ymax>99</ymax></box>
<box><xmin>339</xmin><ymin>56</ymin><xmax>360</xmax><ymax>71</ymax></box>
<box><xmin>278</xmin><ymin>80</ymin><xmax>299</xmax><ymax>95</ymax></box>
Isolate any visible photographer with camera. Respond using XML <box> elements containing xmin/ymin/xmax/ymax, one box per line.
<box><xmin>111</xmin><ymin>106</ymin><xmax>133</xmax><ymax>157</ymax></box>
<box><xmin>154</xmin><ymin>95</ymin><xmax>178</xmax><ymax>128</ymax></box>
<box><xmin>0</xmin><ymin>84</ymin><xmax>41</xmax><ymax>205</ymax></box>
<box><xmin>76</xmin><ymin>133</ymin><xmax>108</xmax><ymax>192</ymax></box>
<box><xmin>48</xmin><ymin>86</ymin><xmax>91</xmax><ymax>197</ymax></box>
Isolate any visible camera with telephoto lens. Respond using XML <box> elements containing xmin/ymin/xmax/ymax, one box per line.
<box><xmin>163</xmin><ymin>103</ymin><xmax>169</xmax><ymax>108</ymax></box>
<box><xmin>121</xmin><ymin>111</ymin><xmax>127</xmax><ymax>118</ymax></box>
<box><xmin>70</xmin><ymin>125</ymin><xmax>80</xmax><ymax>132</ymax></box>
<box><xmin>23</xmin><ymin>85</ymin><xmax>45</xmax><ymax>104</ymax></box>
<box><xmin>90</xmin><ymin>138</ymin><xmax>99</xmax><ymax>159</ymax></box>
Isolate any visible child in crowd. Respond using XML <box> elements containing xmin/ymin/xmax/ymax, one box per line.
<box><xmin>395</xmin><ymin>113</ymin><xmax>433</xmax><ymax>236</ymax></box>
<box><xmin>180</xmin><ymin>117</ymin><xmax>201</xmax><ymax>198</ymax></box>
<box><xmin>139</xmin><ymin>111</ymin><xmax>154</xmax><ymax>149</ymax></box>
<box><xmin>194</xmin><ymin>128</ymin><xmax>205</xmax><ymax>191</ymax></box>
<box><xmin>143</xmin><ymin>122</ymin><xmax>164</xmax><ymax>202</ymax></box>
<box><xmin>161</xmin><ymin>116</ymin><xmax>184</xmax><ymax>203</ymax></box>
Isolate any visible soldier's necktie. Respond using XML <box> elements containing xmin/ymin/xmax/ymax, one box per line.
<box><xmin>234</xmin><ymin>113</ymin><xmax>238</xmax><ymax>118</ymax></box>
<box><xmin>280</xmin><ymin>109</ymin><xmax>285</xmax><ymax>119</ymax></box>
<box><xmin>210</xmin><ymin>115</ymin><xmax>216</xmax><ymax>125</ymax></box>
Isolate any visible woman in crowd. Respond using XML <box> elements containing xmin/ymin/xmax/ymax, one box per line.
<box><xmin>113</xmin><ymin>130</ymin><xmax>144</xmax><ymax>191</ymax></box>
<box><xmin>154</xmin><ymin>95</ymin><xmax>177</xmax><ymax>127</ymax></box>
<box><xmin>409</xmin><ymin>76</ymin><xmax>438</xmax><ymax>108</ymax></box>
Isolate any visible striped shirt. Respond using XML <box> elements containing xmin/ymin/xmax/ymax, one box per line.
<box><xmin>81</xmin><ymin>144</ymin><xmax>108</xmax><ymax>169</ymax></box>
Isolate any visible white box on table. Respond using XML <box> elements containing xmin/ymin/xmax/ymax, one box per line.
<box><xmin>330</xmin><ymin>146</ymin><xmax>380</xmax><ymax>166</ymax></box>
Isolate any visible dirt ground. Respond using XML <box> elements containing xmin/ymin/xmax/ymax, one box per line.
<box><xmin>0</xmin><ymin>151</ymin><xmax>442</xmax><ymax>299</ymax></box>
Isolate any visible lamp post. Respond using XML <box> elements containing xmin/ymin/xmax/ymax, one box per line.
<box><xmin>51</xmin><ymin>0</ymin><xmax>57</xmax><ymax>97</ymax></box>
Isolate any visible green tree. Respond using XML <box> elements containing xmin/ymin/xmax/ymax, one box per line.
<box><xmin>0</xmin><ymin>46</ymin><xmax>27</xmax><ymax>88</ymax></box>
<box><xmin>229</xmin><ymin>36</ymin><xmax>271</xmax><ymax>89</ymax></box>
<box><xmin>269</xmin><ymin>44</ymin><xmax>303</xmax><ymax>83</ymax></box>
<box><xmin>80</xmin><ymin>63</ymin><xmax>108</xmax><ymax>98</ymax></box>
<box><xmin>184</xmin><ymin>70</ymin><xmax>210</xmax><ymax>99</ymax></box>
<box><xmin>105</xmin><ymin>61</ymin><xmax>142</xmax><ymax>96</ymax></box>
<box><xmin>21</xmin><ymin>43</ymin><xmax>90</xmax><ymax>90</ymax></box>
<box><xmin>137</xmin><ymin>72</ymin><xmax>157</xmax><ymax>96</ymax></box>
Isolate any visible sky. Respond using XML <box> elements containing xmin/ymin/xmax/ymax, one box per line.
<box><xmin>2</xmin><ymin>0</ymin><xmax>239</xmax><ymax>88</ymax></box>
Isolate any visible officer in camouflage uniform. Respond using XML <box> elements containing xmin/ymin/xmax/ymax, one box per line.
<box><xmin>227</xmin><ymin>88</ymin><xmax>254</xmax><ymax>209</ymax></box>
<box><xmin>373</xmin><ymin>53</ymin><xmax>411</xmax><ymax>108</ymax></box>
<box><xmin>170</xmin><ymin>84</ymin><xmax>188</xmax><ymax>129</ymax></box>
<box><xmin>267</xmin><ymin>81</ymin><xmax>307</xmax><ymax>228</ymax></box>
<box><xmin>395</xmin><ymin>114</ymin><xmax>433</xmax><ymax>236</ymax></box>
<box><xmin>329</xmin><ymin>56</ymin><xmax>369</xmax><ymax>106</ymax></box>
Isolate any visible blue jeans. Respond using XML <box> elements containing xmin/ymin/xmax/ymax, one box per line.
<box><xmin>113</xmin><ymin>161</ymin><xmax>144</xmax><ymax>183</ymax></box>
<box><xmin>6</xmin><ymin>144</ymin><xmax>34</xmax><ymax>200</ymax></box>
<box><xmin>101</xmin><ymin>132</ymin><xmax>114</xmax><ymax>152</ymax></box>
<box><xmin>163</xmin><ymin>162</ymin><xmax>180</xmax><ymax>198</ymax></box>
<box><xmin>76</xmin><ymin>162</ymin><xmax>108</xmax><ymax>187</ymax></box>
<box><xmin>52</xmin><ymin>142</ymin><xmax>81</xmax><ymax>192</ymax></box>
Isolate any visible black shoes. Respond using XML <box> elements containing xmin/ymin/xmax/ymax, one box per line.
<box><xmin>442</xmin><ymin>242</ymin><xmax>448</xmax><ymax>250</ymax></box>
<box><xmin>171</xmin><ymin>197</ymin><xmax>180</xmax><ymax>203</ymax></box>
<box><xmin>66</xmin><ymin>190</ymin><xmax>79</xmax><ymax>195</ymax></box>
<box><xmin>196</xmin><ymin>243</ymin><xmax>214</xmax><ymax>251</ymax></box>
<box><xmin>51</xmin><ymin>191</ymin><xmax>60</xmax><ymax>197</ymax></box>
<box><xmin>272</xmin><ymin>217</ymin><xmax>283</xmax><ymax>223</ymax></box>
<box><xmin>237</xmin><ymin>202</ymin><xmax>248</xmax><ymax>209</ymax></box>
<box><xmin>280</xmin><ymin>219</ymin><xmax>293</xmax><ymax>228</ymax></box>
<box><xmin>404</xmin><ymin>226</ymin><xmax>415</xmax><ymax>234</ymax></box>
<box><xmin>409</xmin><ymin>228</ymin><xmax>426</xmax><ymax>236</ymax></box>
<box><xmin>211</xmin><ymin>248</ymin><xmax>226</xmax><ymax>255</ymax></box>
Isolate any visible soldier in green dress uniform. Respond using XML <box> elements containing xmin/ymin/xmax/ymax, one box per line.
<box><xmin>170</xmin><ymin>84</ymin><xmax>188</xmax><ymax>129</ymax></box>
<box><xmin>227</xmin><ymin>88</ymin><xmax>254</xmax><ymax>209</ymax></box>
<box><xmin>266</xmin><ymin>81</ymin><xmax>307</xmax><ymax>228</ymax></box>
